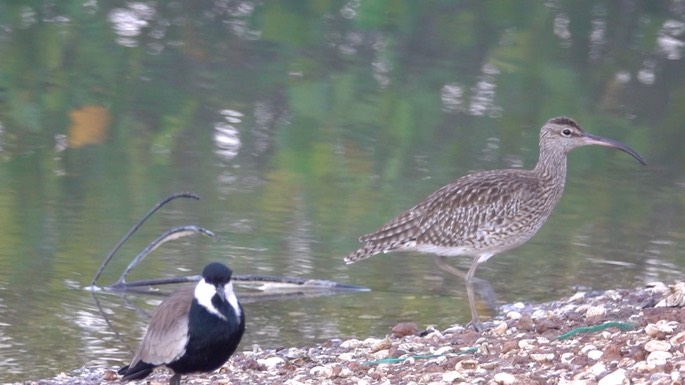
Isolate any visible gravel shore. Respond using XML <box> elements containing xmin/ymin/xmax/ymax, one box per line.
<box><xmin>20</xmin><ymin>281</ymin><xmax>685</xmax><ymax>385</ymax></box>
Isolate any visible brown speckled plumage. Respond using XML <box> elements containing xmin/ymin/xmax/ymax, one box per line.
<box><xmin>345</xmin><ymin>116</ymin><xmax>646</xmax><ymax>329</ymax></box>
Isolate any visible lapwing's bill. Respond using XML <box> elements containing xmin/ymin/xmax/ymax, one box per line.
<box><xmin>118</xmin><ymin>262</ymin><xmax>245</xmax><ymax>385</ymax></box>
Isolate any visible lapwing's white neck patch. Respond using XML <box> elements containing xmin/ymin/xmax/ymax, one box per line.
<box><xmin>195</xmin><ymin>279</ymin><xmax>241</xmax><ymax>322</ymax></box>
<box><xmin>224</xmin><ymin>281</ymin><xmax>241</xmax><ymax>320</ymax></box>
<box><xmin>195</xmin><ymin>279</ymin><xmax>226</xmax><ymax>320</ymax></box>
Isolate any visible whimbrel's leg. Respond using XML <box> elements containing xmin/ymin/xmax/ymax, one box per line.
<box><xmin>464</xmin><ymin>256</ymin><xmax>483</xmax><ymax>331</ymax></box>
<box><xmin>433</xmin><ymin>255</ymin><xmax>466</xmax><ymax>279</ymax></box>
<box><xmin>434</xmin><ymin>255</ymin><xmax>484</xmax><ymax>331</ymax></box>
<box><xmin>464</xmin><ymin>279</ymin><xmax>481</xmax><ymax>331</ymax></box>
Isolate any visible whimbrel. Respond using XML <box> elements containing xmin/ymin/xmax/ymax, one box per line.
<box><xmin>344</xmin><ymin>117</ymin><xmax>646</xmax><ymax>330</ymax></box>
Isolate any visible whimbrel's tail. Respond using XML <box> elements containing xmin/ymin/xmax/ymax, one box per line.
<box><xmin>344</xmin><ymin>244</ymin><xmax>379</xmax><ymax>264</ymax></box>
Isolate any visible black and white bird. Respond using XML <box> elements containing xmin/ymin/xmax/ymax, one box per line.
<box><xmin>118</xmin><ymin>262</ymin><xmax>245</xmax><ymax>385</ymax></box>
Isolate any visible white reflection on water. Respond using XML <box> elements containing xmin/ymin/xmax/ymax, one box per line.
<box><xmin>469</xmin><ymin>63</ymin><xmax>502</xmax><ymax>118</ymax></box>
<box><xmin>441</xmin><ymin>83</ymin><xmax>465</xmax><ymax>113</ymax></box>
<box><xmin>658</xmin><ymin>19</ymin><xmax>685</xmax><ymax>60</ymax></box>
<box><xmin>108</xmin><ymin>3</ymin><xmax>156</xmax><ymax>47</ymax></box>
<box><xmin>214</xmin><ymin>109</ymin><xmax>243</xmax><ymax>161</ymax></box>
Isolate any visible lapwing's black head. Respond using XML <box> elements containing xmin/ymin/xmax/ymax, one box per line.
<box><xmin>202</xmin><ymin>262</ymin><xmax>233</xmax><ymax>286</ymax></box>
<box><xmin>195</xmin><ymin>262</ymin><xmax>241</xmax><ymax>320</ymax></box>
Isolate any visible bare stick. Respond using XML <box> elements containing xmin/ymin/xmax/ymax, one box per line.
<box><xmin>105</xmin><ymin>272</ymin><xmax>369</xmax><ymax>292</ymax></box>
<box><xmin>90</xmin><ymin>192</ymin><xmax>200</xmax><ymax>286</ymax></box>
<box><xmin>107</xmin><ymin>275</ymin><xmax>202</xmax><ymax>290</ymax></box>
<box><xmin>113</xmin><ymin>225</ymin><xmax>216</xmax><ymax>286</ymax></box>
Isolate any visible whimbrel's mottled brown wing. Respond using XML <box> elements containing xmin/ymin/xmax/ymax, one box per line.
<box><xmin>345</xmin><ymin>170</ymin><xmax>543</xmax><ymax>263</ymax></box>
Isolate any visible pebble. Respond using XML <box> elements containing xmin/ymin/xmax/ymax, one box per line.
<box><xmin>506</xmin><ymin>311</ymin><xmax>522</xmax><ymax>320</ymax></box>
<box><xmin>309</xmin><ymin>365</ymin><xmax>330</xmax><ymax>378</ymax></box>
<box><xmin>530</xmin><ymin>352</ymin><xmax>555</xmax><ymax>362</ymax></box>
<box><xmin>455</xmin><ymin>359</ymin><xmax>479</xmax><ymax>371</ymax></box>
<box><xmin>657</xmin><ymin>281</ymin><xmax>685</xmax><ymax>307</ymax></box>
<box><xmin>559</xmin><ymin>380</ymin><xmax>591</xmax><ymax>385</ymax></box>
<box><xmin>604</xmin><ymin>290</ymin><xmax>621</xmax><ymax>301</ymax></box>
<box><xmin>590</xmin><ymin>362</ymin><xmax>606</xmax><ymax>376</ymax></box>
<box><xmin>362</xmin><ymin>337</ymin><xmax>383</xmax><ymax>347</ymax></box>
<box><xmin>598</xmin><ymin>368</ymin><xmax>628</xmax><ymax>385</ymax></box>
<box><xmin>443</xmin><ymin>325</ymin><xmax>465</xmax><ymax>334</ymax></box>
<box><xmin>569</xmin><ymin>291</ymin><xmax>587</xmax><ymax>302</ymax></box>
<box><xmin>518</xmin><ymin>339</ymin><xmax>535</xmax><ymax>350</ymax></box>
<box><xmin>102</xmin><ymin>370</ymin><xmax>117</xmax><ymax>381</ymax></box>
<box><xmin>644</xmin><ymin>339</ymin><xmax>671</xmax><ymax>352</ymax></box>
<box><xmin>257</xmin><ymin>356</ymin><xmax>284</xmax><ymax>369</ymax></box>
<box><xmin>587</xmin><ymin>349</ymin><xmax>603</xmax><ymax>360</ymax></box>
<box><xmin>585</xmin><ymin>305</ymin><xmax>607</xmax><ymax>322</ymax></box>
<box><xmin>369</xmin><ymin>337</ymin><xmax>392</xmax><ymax>353</ymax></box>
<box><xmin>531</xmin><ymin>309</ymin><xmax>548</xmax><ymax>320</ymax></box>
<box><xmin>493</xmin><ymin>372</ymin><xmax>517</xmax><ymax>384</ymax></box>
<box><xmin>492</xmin><ymin>321</ymin><xmax>508</xmax><ymax>335</ymax></box>
<box><xmin>671</xmin><ymin>330</ymin><xmax>685</xmax><ymax>346</ymax></box>
<box><xmin>645</xmin><ymin>320</ymin><xmax>678</xmax><ymax>338</ymax></box>
<box><xmin>392</xmin><ymin>322</ymin><xmax>419</xmax><ymax>338</ymax></box>
<box><xmin>633</xmin><ymin>360</ymin><xmax>655</xmax><ymax>373</ymax></box>
<box><xmin>371</xmin><ymin>349</ymin><xmax>390</xmax><ymax>360</ymax></box>
<box><xmin>561</xmin><ymin>352</ymin><xmax>575</xmax><ymax>364</ymax></box>
<box><xmin>340</xmin><ymin>339</ymin><xmax>361</xmax><ymax>349</ymax></box>
<box><xmin>647</xmin><ymin>350</ymin><xmax>673</xmax><ymax>366</ymax></box>
<box><xmin>441</xmin><ymin>371</ymin><xmax>463</xmax><ymax>382</ymax></box>
<box><xmin>432</xmin><ymin>345</ymin><xmax>453</xmax><ymax>355</ymax></box>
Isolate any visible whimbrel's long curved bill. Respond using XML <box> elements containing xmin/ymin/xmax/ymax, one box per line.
<box><xmin>582</xmin><ymin>133</ymin><xmax>647</xmax><ymax>165</ymax></box>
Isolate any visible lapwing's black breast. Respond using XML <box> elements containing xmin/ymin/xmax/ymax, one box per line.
<box><xmin>168</xmin><ymin>300</ymin><xmax>245</xmax><ymax>374</ymax></box>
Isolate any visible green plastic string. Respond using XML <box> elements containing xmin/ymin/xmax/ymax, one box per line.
<box><xmin>365</xmin><ymin>346</ymin><xmax>478</xmax><ymax>365</ymax></box>
<box><xmin>557</xmin><ymin>321</ymin><xmax>635</xmax><ymax>340</ymax></box>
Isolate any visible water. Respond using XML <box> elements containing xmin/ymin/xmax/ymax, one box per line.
<box><xmin>1</xmin><ymin>1</ymin><xmax>685</xmax><ymax>382</ymax></box>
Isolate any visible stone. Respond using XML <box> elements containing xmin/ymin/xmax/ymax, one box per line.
<box><xmin>257</xmin><ymin>356</ymin><xmax>284</xmax><ymax>369</ymax></box>
<box><xmin>340</xmin><ymin>339</ymin><xmax>362</xmax><ymax>349</ymax></box>
<box><xmin>644</xmin><ymin>339</ymin><xmax>671</xmax><ymax>352</ymax></box>
<box><xmin>493</xmin><ymin>372</ymin><xmax>517</xmax><ymax>385</ymax></box>
<box><xmin>646</xmin><ymin>350</ymin><xmax>673</xmax><ymax>366</ymax></box>
<box><xmin>598</xmin><ymin>369</ymin><xmax>628</xmax><ymax>385</ymax></box>
<box><xmin>392</xmin><ymin>322</ymin><xmax>419</xmax><ymax>338</ymax></box>
<box><xmin>587</xmin><ymin>349</ymin><xmax>603</xmax><ymax>360</ymax></box>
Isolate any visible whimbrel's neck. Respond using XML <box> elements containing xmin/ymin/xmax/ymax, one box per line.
<box><xmin>532</xmin><ymin>142</ymin><xmax>568</xmax><ymax>191</ymax></box>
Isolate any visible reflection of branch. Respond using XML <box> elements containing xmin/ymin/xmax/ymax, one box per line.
<box><xmin>90</xmin><ymin>192</ymin><xmax>200</xmax><ymax>287</ymax></box>
<box><xmin>119</xmin><ymin>291</ymin><xmax>153</xmax><ymax>319</ymax></box>
<box><xmin>91</xmin><ymin>291</ymin><xmax>134</xmax><ymax>355</ymax></box>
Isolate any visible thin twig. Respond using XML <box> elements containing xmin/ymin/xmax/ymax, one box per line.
<box><xmin>114</xmin><ymin>226</ymin><xmax>216</xmax><ymax>286</ymax></box>
<box><xmin>107</xmin><ymin>275</ymin><xmax>202</xmax><ymax>290</ymax></box>
<box><xmin>90</xmin><ymin>192</ymin><xmax>199</xmax><ymax>287</ymax></box>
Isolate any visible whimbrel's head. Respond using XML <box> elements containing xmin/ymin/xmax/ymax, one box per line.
<box><xmin>540</xmin><ymin>117</ymin><xmax>646</xmax><ymax>165</ymax></box>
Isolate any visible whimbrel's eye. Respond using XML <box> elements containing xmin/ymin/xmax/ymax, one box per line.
<box><xmin>561</xmin><ymin>128</ymin><xmax>572</xmax><ymax>137</ymax></box>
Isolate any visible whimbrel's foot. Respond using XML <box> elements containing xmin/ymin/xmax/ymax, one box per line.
<box><xmin>466</xmin><ymin>319</ymin><xmax>483</xmax><ymax>332</ymax></box>
<box><xmin>465</xmin><ymin>318</ymin><xmax>497</xmax><ymax>332</ymax></box>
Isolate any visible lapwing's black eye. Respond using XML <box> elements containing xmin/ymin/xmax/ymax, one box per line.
<box><xmin>562</xmin><ymin>128</ymin><xmax>572</xmax><ymax>137</ymax></box>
